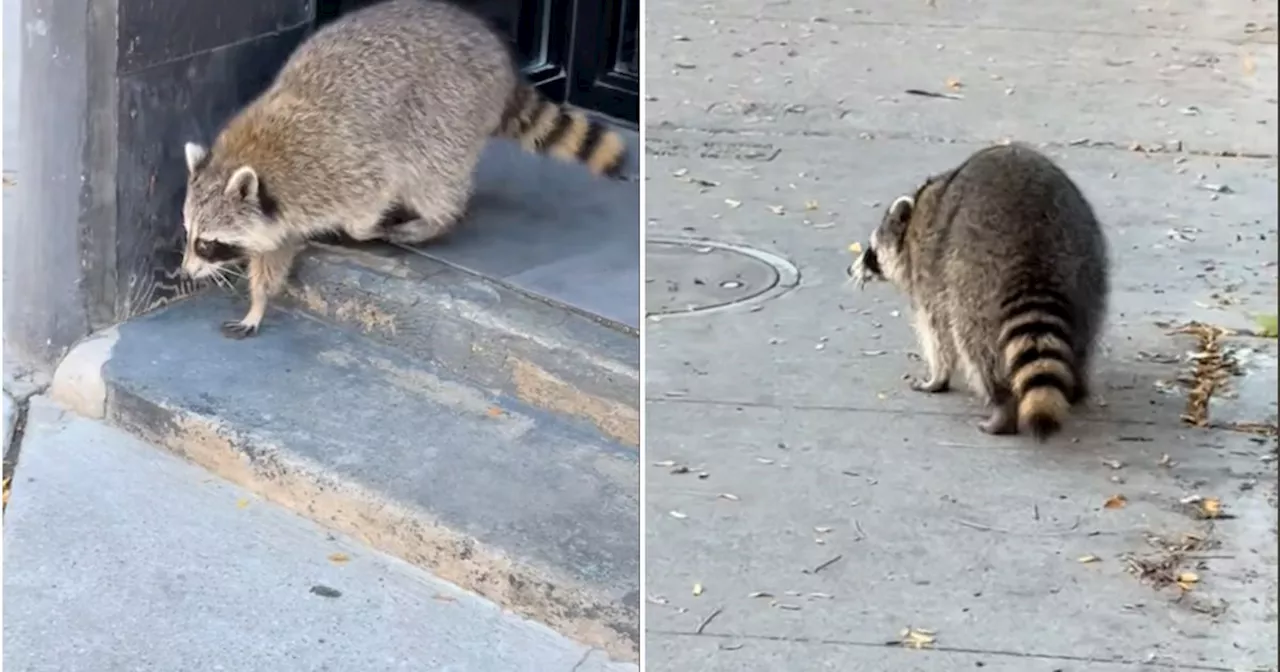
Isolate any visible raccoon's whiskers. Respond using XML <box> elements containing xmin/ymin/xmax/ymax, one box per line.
<box><xmin>213</xmin><ymin>267</ymin><xmax>244</xmax><ymax>296</ymax></box>
<box><xmin>217</xmin><ymin>265</ymin><xmax>248</xmax><ymax>281</ymax></box>
<box><xmin>209</xmin><ymin>271</ymin><xmax>232</xmax><ymax>293</ymax></box>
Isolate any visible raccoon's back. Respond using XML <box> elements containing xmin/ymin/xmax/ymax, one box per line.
<box><xmin>267</xmin><ymin>0</ymin><xmax>514</xmax><ymax>136</ymax></box>
<box><xmin>938</xmin><ymin>144</ymin><xmax>1107</xmax><ymax>300</ymax></box>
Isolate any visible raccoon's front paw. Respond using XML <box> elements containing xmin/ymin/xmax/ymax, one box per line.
<box><xmin>910</xmin><ymin>377</ymin><xmax>950</xmax><ymax>394</ymax></box>
<box><xmin>220</xmin><ymin>320</ymin><xmax>260</xmax><ymax>340</ymax></box>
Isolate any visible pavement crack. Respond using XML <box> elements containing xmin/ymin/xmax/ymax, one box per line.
<box><xmin>569</xmin><ymin>647</ymin><xmax>594</xmax><ymax>672</ymax></box>
<box><xmin>3</xmin><ymin>395</ymin><xmax>33</xmax><ymax>515</ymax></box>
<box><xmin>648</xmin><ymin>629</ymin><xmax>1245</xmax><ymax>671</ymax></box>
<box><xmin>647</xmin><ymin>395</ymin><xmax>1168</xmax><ymax>430</ymax></box>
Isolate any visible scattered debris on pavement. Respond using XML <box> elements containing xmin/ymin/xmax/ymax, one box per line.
<box><xmin>309</xmin><ymin>584</ymin><xmax>342</xmax><ymax>598</ymax></box>
<box><xmin>1179</xmin><ymin>495</ymin><xmax>1233</xmax><ymax>520</ymax></box>
<box><xmin>904</xmin><ymin>88</ymin><xmax>963</xmax><ymax>100</ymax></box>
<box><xmin>1122</xmin><ymin>528</ymin><xmax>1222</xmax><ymax>602</ymax></box>
<box><xmin>1172</xmin><ymin>321</ymin><xmax>1239</xmax><ymax>427</ymax></box>
<box><xmin>889</xmin><ymin>627</ymin><xmax>937</xmax><ymax>649</ymax></box>
<box><xmin>695</xmin><ymin>606</ymin><xmax>723</xmax><ymax>633</ymax></box>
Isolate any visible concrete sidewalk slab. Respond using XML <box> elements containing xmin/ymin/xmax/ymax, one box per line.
<box><xmin>49</xmin><ymin>294</ymin><xmax>640</xmax><ymax>660</ymax></box>
<box><xmin>286</xmin><ymin>242</ymin><xmax>639</xmax><ymax>446</ymax></box>
<box><xmin>3</xmin><ymin>396</ymin><xmax>634</xmax><ymax>672</ymax></box>
<box><xmin>644</xmin><ymin>401</ymin><xmax>1276</xmax><ymax>668</ymax></box>
<box><xmin>642</xmin><ymin>130</ymin><xmax>1278</xmax><ymax>669</ymax></box>
<box><xmin>643</xmin><ymin>0</ymin><xmax>1278</xmax><ymax>668</ymax></box>
<box><xmin>416</xmin><ymin>129</ymin><xmax>642</xmax><ymax>331</ymax></box>
<box><xmin>647</xmin><ymin>0</ymin><xmax>1277</xmax><ymax>157</ymax></box>
<box><xmin>643</xmin><ymin>135</ymin><xmax>1278</xmax><ymax>425</ymax></box>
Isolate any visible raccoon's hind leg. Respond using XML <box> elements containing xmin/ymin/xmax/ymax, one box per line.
<box><xmin>951</xmin><ymin>327</ymin><xmax>1020</xmax><ymax>435</ymax></box>
<box><xmin>977</xmin><ymin>385</ymin><xmax>1020</xmax><ymax>436</ymax></box>
<box><xmin>384</xmin><ymin>216</ymin><xmax>457</xmax><ymax>245</ymax></box>
<box><xmin>382</xmin><ymin>144</ymin><xmax>483</xmax><ymax>245</ymax></box>
<box><xmin>347</xmin><ymin>199</ymin><xmax>458</xmax><ymax>246</ymax></box>
<box><xmin>908</xmin><ymin>308</ymin><xmax>955</xmax><ymax>393</ymax></box>
<box><xmin>222</xmin><ymin>241</ymin><xmax>302</xmax><ymax>339</ymax></box>
<box><xmin>1068</xmin><ymin>335</ymin><xmax>1099</xmax><ymax>405</ymax></box>
<box><xmin>386</xmin><ymin>175</ymin><xmax>475</xmax><ymax>245</ymax></box>
<box><xmin>345</xmin><ymin>202</ymin><xmax>411</xmax><ymax>242</ymax></box>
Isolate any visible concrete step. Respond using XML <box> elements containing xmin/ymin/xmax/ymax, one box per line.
<box><xmin>285</xmin><ymin>242</ymin><xmax>638</xmax><ymax>447</ymax></box>
<box><xmin>4</xmin><ymin>396</ymin><xmax>636</xmax><ymax>672</ymax></box>
<box><xmin>51</xmin><ymin>294</ymin><xmax>639</xmax><ymax>660</ymax></box>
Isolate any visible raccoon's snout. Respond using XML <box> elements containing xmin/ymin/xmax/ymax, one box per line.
<box><xmin>181</xmin><ymin>256</ymin><xmax>210</xmax><ymax>279</ymax></box>
<box><xmin>861</xmin><ymin>247</ymin><xmax>882</xmax><ymax>276</ymax></box>
<box><xmin>848</xmin><ymin>246</ymin><xmax>883</xmax><ymax>290</ymax></box>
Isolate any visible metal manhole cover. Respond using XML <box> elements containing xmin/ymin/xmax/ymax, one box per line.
<box><xmin>646</xmin><ymin>237</ymin><xmax>800</xmax><ymax>317</ymax></box>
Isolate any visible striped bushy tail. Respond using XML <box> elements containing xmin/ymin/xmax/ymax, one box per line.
<box><xmin>495</xmin><ymin>82</ymin><xmax>627</xmax><ymax>178</ymax></box>
<box><xmin>999</xmin><ymin>290</ymin><xmax>1081</xmax><ymax>441</ymax></box>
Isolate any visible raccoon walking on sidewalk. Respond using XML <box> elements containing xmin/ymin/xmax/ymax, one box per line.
<box><xmin>180</xmin><ymin>0</ymin><xmax>628</xmax><ymax>339</ymax></box>
<box><xmin>848</xmin><ymin>143</ymin><xmax>1110</xmax><ymax>440</ymax></box>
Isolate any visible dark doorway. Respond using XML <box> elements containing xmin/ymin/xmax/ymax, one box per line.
<box><xmin>316</xmin><ymin>0</ymin><xmax>639</xmax><ymax>125</ymax></box>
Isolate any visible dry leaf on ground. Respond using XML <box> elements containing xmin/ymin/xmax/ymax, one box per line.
<box><xmin>1180</xmin><ymin>495</ymin><xmax>1228</xmax><ymax>520</ymax></box>
<box><xmin>327</xmin><ymin>552</ymin><xmax>350</xmax><ymax>564</ymax></box>
<box><xmin>895</xmin><ymin>627</ymin><xmax>937</xmax><ymax>649</ymax></box>
<box><xmin>1200</xmin><ymin>498</ymin><xmax>1222</xmax><ymax>518</ymax></box>
<box><xmin>1103</xmin><ymin>494</ymin><xmax>1128</xmax><ymax>509</ymax></box>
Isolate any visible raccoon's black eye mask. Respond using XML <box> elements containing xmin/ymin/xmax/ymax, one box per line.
<box><xmin>860</xmin><ymin>246</ymin><xmax>882</xmax><ymax>276</ymax></box>
<box><xmin>847</xmin><ymin>244</ymin><xmax>883</xmax><ymax>289</ymax></box>
<box><xmin>194</xmin><ymin>238</ymin><xmax>247</xmax><ymax>263</ymax></box>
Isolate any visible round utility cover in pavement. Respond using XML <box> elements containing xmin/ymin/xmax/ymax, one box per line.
<box><xmin>646</xmin><ymin>237</ymin><xmax>800</xmax><ymax>317</ymax></box>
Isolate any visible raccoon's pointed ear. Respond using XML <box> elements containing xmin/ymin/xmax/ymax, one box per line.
<box><xmin>225</xmin><ymin>166</ymin><xmax>260</xmax><ymax>201</ymax></box>
<box><xmin>184</xmin><ymin>142</ymin><xmax>208</xmax><ymax>174</ymax></box>
<box><xmin>888</xmin><ymin>195</ymin><xmax>915</xmax><ymax>223</ymax></box>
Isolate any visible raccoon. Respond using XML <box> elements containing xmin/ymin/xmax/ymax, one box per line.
<box><xmin>848</xmin><ymin>143</ymin><xmax>1110</xmax><ymax>440</ymax></box>
<box><xmin>181</xmin><ymin>0</ymin><xmax>629</xmax><ymax>339</ymax></box>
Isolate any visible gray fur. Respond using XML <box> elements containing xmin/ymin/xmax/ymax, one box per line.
<box><xmin>860</xmin><ymin>143</ymin><xmax>1110</xmax><ymax>438</ymax></box>
<box><xmin>180</xmin><ymin>0</ymin><xmax>519</xmax><ymax>337</ymax></box>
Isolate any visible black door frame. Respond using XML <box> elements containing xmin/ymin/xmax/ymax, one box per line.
<box><xmin>316</xmin><ymin>0</ymin><xmax>639</xmax><ymax>125</ymax></box>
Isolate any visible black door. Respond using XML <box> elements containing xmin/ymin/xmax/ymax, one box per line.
<box><xmin>317</xmin><ymin>0</ymin><xmax>639</xmax><ymax>125</ymax></box>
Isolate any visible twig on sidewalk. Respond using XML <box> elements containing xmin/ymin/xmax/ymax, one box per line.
<box><xmin>955</xmin><ymin>518</ymin><xmax>1010</xmax><ymax>533</ymax></box>
<box><xmin>695</xmin><ymin>606</ymin><xmax>723</xmax><ymax>634</ymax></box>
<box><xmin>803</xmin><ymin>554</ymin><xmax>844</xmax><ymax>574</ymax></box>
<box><xmin>905</xmin><ymin>88</ymin><xmax>964</xmax><ymax>100</ymax></box>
